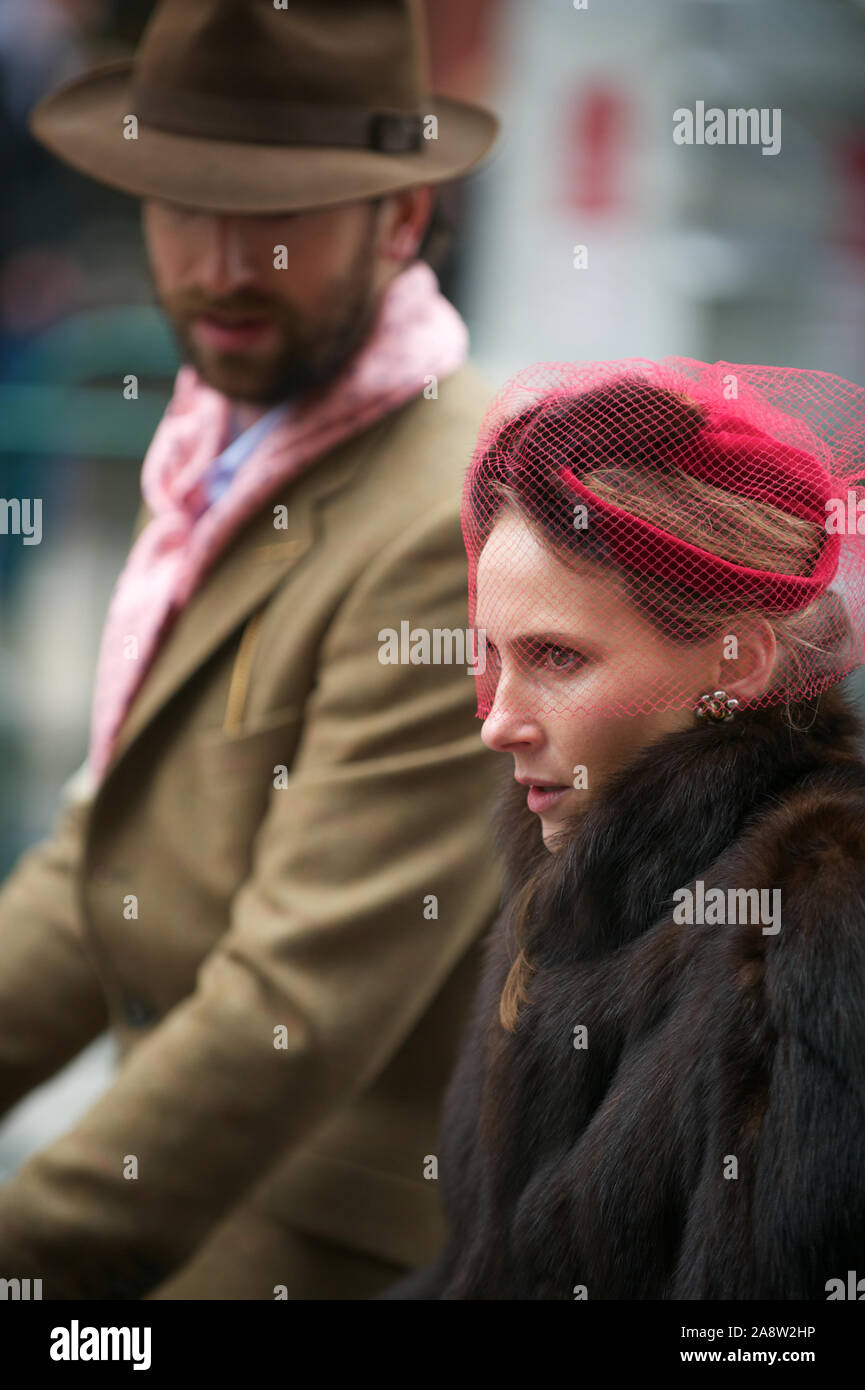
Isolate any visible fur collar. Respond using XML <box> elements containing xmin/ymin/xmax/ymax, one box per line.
<box><xmin>432</xmin><ymin>682</ymin><xmax>865</xmax><ymax>1299</ymax></box>
<box><xmin>491</xmin><ymin>684</ymin><xmax>865</xmax><ymax>966</ymax></box>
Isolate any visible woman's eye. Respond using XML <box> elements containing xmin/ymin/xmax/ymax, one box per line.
<box><xmin>509</xmin><ymin>640</ymin><xmax>585</xmax><ymax>673</ymax></box>
<box><xmin>481</xmin><ymin>640</ymin><xmax>585</xmax><ymax>677</ymax></box>
<box><xmin>541</xmin><ymin>643</ymin><xmax>583</xmax><ymax>671</ymax></box>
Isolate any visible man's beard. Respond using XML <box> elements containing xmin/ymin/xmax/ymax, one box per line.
<box><xmin>153</xmin><ymin>227</ymin><xmax>382</xmax><ymax>406</ymax></box>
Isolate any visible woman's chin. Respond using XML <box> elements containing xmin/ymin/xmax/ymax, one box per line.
<box><xmin>540</xmin><ymin>813</ymin><xmax>569</xmax><ymax>852</ymax></box>
<box><xmin>540</xmin><ymin>796</ymin><xmax>592</xmax><ymax>850</ymax></box>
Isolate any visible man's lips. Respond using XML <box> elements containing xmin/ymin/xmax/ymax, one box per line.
<box><xmin>192</xmin><ymin>313</ymin><xmax>277</xmax><ymax>351</ymax></box>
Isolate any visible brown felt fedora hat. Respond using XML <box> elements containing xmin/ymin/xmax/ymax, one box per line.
<box><xmin>29</xmin><ymin>0</ymin><xmax>499</xmax><ymax>214</ymax></box>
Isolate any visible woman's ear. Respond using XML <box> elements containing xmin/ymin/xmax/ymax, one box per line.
<box><xmin>709</xmin><ymin>619</ymin><xmax>777</xmax><ymax>704</ymax></box>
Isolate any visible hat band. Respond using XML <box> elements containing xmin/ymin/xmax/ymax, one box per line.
<box><xmin>557</xmin><ymin>465</ymin><xmax>841</xmax><ymax>611</ymax></box>
<box><xmin>132</xmin><ymin>81</ymin><xmax>424</xmax><ymax>152</ymax></box>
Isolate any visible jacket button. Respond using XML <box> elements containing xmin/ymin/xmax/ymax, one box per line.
<box><xmin>122</xmin><ymin>997</ymin><xmax>158</xmax><ymax>1027</ymax></box>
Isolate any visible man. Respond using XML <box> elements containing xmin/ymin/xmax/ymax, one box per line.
<box><xmin>0</xmin><ymin>0</ymin><xmax>502</xmax><ymax>1299</ymax></box>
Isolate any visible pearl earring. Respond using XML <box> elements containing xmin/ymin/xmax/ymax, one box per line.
<box><xmin>695</xmin><ymin>689</ymin><xmax>739</xmax><ymax>723</ymax></box>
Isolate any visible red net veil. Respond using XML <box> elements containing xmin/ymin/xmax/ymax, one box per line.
<box><xmin>461</xmin><ymin>358</ymin><xmax>865</xmax><ymax>721</ymax></box>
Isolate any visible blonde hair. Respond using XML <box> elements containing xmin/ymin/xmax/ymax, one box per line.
<box><xmin>583</xmin><ymin>465</ymin><xmax>853</xmax><ymax>697</ymax></box>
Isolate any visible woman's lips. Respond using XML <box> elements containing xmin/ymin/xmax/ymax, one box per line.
<box><xmin>193</xmin><ymin>314</ymin><xmax>276</xmax><ymax>352</ymax></box>
<box><xmin>525</xmin><ymin>784</ymin><xmax>570</xmax><ymax>814</ymax></box>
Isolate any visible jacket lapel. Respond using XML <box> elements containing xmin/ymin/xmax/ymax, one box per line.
<box><xmin>103</xmin><ymin>428</ymin><xmax>376</xmax><ymax>778</ymax></box>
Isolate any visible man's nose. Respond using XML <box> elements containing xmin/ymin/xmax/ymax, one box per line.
<box><xmin>196</xmin><ymin>215</ymin><xmax>260</xmax><ymax>296</ymax></box>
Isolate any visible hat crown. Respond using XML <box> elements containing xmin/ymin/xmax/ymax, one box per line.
<box><xmin>134</xmin><ymin>0</ymin><xmax>428</xmax><ymax>114</ymax></box>
<box><xmin>27</xmin><ymin>0</ymin><xmax>498</xmax><ymax>213</ymax></box>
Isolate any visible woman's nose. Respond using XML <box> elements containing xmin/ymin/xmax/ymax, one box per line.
<box><xmin>480</xmin><ymin>686</ymin><xmax>541</xmax><ymax>752</ymax></box>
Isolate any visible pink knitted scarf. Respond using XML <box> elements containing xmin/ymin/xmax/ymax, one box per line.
<box><xmin>87</xmin><ymin>261</ymin><xmax>468</xmax><ymax>784</ymax></box>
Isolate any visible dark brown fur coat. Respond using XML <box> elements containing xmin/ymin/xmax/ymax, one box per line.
<box><xmin>383</xmin><ymin>686</ymin><xmax>865</xmax><ymax>1299</ymax></box>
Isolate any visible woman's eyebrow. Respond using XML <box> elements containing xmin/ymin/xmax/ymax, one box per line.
<box><xmin>509</xmin><ymin>630</ymin><xmax>594</xmax><ymax>647</ymax></box>
<box><xmin>475</xmin><ymin>626</ymin><xmax>601</xmax><ymax>652</ymax></box>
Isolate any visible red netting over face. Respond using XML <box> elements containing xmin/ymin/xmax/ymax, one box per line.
<box><xmin>461</xmin><ymin>358</ymin><xmax>865</xmax><ymax>722</ymax></box>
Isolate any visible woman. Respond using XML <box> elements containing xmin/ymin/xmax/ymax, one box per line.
<box><xmin>384</xmin><ymin>357</ymin><xmax>865</xmax><ymax>1300</ymax></box>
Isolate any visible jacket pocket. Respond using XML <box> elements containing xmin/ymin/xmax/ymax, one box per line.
<box><xmin>191</xmin><ymin>706</ymin><xmax>303</xmax><ymax>881</ymax></box>
<box><xmin>193</xmin><ymin>704</ymin><xmax>302</xmax><ymax>779</ymax></box>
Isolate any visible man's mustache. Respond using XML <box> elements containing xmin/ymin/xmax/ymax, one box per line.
<box><xmin>164</xmin><ymin>293</ymin><xmax>293</xmax><ymax>325</ymax></box>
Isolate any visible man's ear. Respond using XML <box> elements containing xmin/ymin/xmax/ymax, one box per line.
<box><xmin>375</xmin><ymin>186</ymin><xmax>434</xmax><ymax>268</ymax></box>
<box><xmin>709</xmin><ymin>618</ymin><xmax>778</xmax><ymax>703</ymax></box>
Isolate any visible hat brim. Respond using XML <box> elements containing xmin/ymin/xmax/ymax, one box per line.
<box><xmin>28</xmin><ymin>59</ymin><xmax>500</xmax><ymax>214</ymax></box>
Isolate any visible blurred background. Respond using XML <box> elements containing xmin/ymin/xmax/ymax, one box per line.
<box><xmin>2</xmin><ymin>0</ymin><xmax>865</xmax><ymax>1172</ymax></box>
